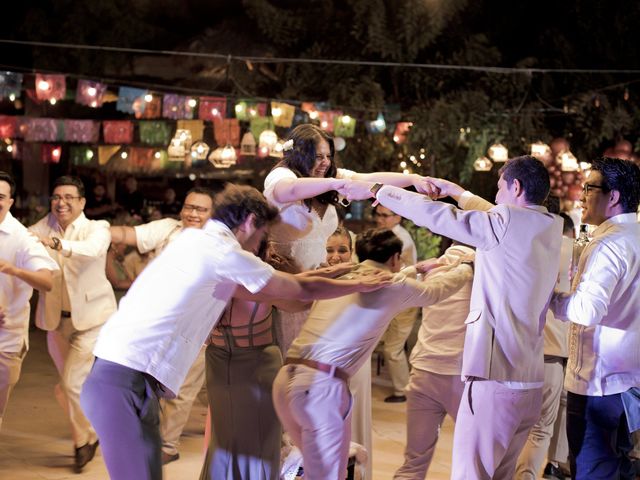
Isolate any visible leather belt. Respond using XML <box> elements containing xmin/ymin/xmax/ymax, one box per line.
<box><xmin>61</xmin><ymin>310</ymin><xmax>72</xmax><ymax>318</ymax></box>
<box><xmin>284</xmin><ymin>357</ymin><xmax>349</xmax><ymax>382</ymax></box>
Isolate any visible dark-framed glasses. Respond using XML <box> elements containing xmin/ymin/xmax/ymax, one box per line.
<box><xmin>50</xmin><ymin>195</ymin><xmax>82</xmax><ymax>203</ymax></box>
<box><xmin>182</xmin><ymin>204</ymin><xmax>210</xmax><ymax>214</ymax></box>
<box><xmin>582</xmin><ymin>184</ymin><xmax>606</xmax><ymax>195</ymax></box>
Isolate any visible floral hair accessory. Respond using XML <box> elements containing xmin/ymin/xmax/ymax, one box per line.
<box><xmin>282</xmin><ymin>139</ymin><xmax>294</xmax><ymax>151</ymax></box>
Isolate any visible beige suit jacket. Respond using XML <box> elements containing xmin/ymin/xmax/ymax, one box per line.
<box><xmin>29</xmin><ymin>213</ymin><xmax>117</xmax><ymax>331</ymax></box>
<box><xmin>377</xmin><ymin>187</ymin><xmax>563</xmax><ymax>383</ymax></box>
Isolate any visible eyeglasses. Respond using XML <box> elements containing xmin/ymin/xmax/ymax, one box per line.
<box><xmin>582</xmin><ymin>184</ymin><xmax>606</xmax><ymax>195</ymax></box>
<box><xmin>182</xmin><ymin>204</ymin><xmax>210</xmax><ymax>214</ymax></box>
<box><xmin>50</xmin><ymin>195</ymin><xmax>82</xmax><ymax>203</ymax></box>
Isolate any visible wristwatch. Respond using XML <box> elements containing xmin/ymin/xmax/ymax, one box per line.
<box><xmin>369</xmin><ymin>182</ymin><xmax>384</xmax><ymax>198</ymax></box>
<box><xmin>50</xmin><ymin>237</ymin><xmax>62</xmax><ymax>251</ymax></box>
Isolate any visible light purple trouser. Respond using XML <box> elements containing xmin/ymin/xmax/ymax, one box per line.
<box><xmin>515</xmin><ymin>359</ymin><xmax>565</xmax><ymax>479</ymax></box>
<box><xmin>81</xmin><ymin>358</ymin><xmax>162</xmax><ymax>480</ymax></box>
<box><xmin>394</xmin><ymin>369</ymin><xmax>465</xmax><ymax>479</ymax></box>
<box><xmin>272</xmin><ymin>363</ymin><xmax>353</xmax><ymax>480</ymax></box>
<box><xmin>451</xmin><ymin>380</ymin><xmax>543</xmax><ymax>480</ymax></box>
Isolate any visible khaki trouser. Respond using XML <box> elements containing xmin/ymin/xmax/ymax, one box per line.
<box><xmin>0</xmin><ymin>344</ymin><xmax>27</xmax><ymax>430</ymax></box>
<box><xmin>273</xmin><ymin>364</ymin><xmax>353</xmax><ymax>480</ymax></box>
<box><xmin>382</xmin><ymin>308</ymin><xmax>418</xmax><ymax>396</ymax></box>
<box><xmin>394</xmin><ymin>368</ymin><xmax>465</xmax><ymax>479</ymax></box>
<box><xmin>159</xmin><ymin>347</ymin><xmax>206</xmax><ymax>455</ymax></box>
<box><xmin>47</xmin><ymin>317</ymin><xmax>101</xmax><ymax>447</ymax></box>
<box><xmin>451</xmin><ymin>380</ymin><xmax>543</xmax><ymax>480</ymax></box>
<box><xmin>515</xmin><ymin>358</ymin><xmax>565</xmax><ymax>479</ymax></box>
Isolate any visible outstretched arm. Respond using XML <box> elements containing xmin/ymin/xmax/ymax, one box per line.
<box><xmin>110</xmin><ymin>225</ymin><xmax>138</xmax><ymax>246</ymax></box>
<box><xmin>269</xmin><ymin>177</ymin><xmax>347</xmax><ymax>204</ymax></box>
<box><xmin>235</xmin><ymin>270</ymin><xmax>393</xmax><ymax>303</ymax></box>
<box><xmin>0</xmin><ymin>259</ymin><xmax>53</xmax><ymax>291</ymax></box>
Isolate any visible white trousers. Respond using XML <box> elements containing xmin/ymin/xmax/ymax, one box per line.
<box><xmin>272</xmin><ymin>364</ymin><xmax>353</xmax><ymax>480</ymax></box>
<box><xmin>0</xmin><ymin>344</ymin><xmax>27</xmax><ymax>430</ymax></box>
<box><xmin>394</xmin><ymin>369</ymin><xmax>465</xmax><ymax>479</ymax></box>
<box><xmin>451</xmin><ymin>380</ymin><xmax>543</xmax><ymax>480</ymax></box>
<box><xmin>47</xmin><ymin>318</ymin><xmax>101</xmax><ymax>447</ymax></box>
<box><xmin>515</xmin><ymin>359</ymin><xmax>565</xmax><ymax>479</ymax></box>
<box><xmin>382</xmin><ymin>308</ymin><xmax>418</xmax><ymax>396</ymax></box>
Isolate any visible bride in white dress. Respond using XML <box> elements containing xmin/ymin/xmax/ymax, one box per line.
<box><xmin>264</xmin><ymin>123</ymin><xmax>425</xmax><ymax>354</ymax></box>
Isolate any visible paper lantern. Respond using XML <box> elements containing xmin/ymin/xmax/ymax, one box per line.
<box><xmin>167</xmin><ymin>130</ymin><xmax>192</xmax><ymax>161</ymax></box>
<box><xmin>190</xmin><ymin>141</ymin><xmax>210</xmax><ymax>160</ymax></box>
<box><xmin>259</xmin><ymin>130</ymin><xmax>278</xmax><ymax>151</ymax></box>
<box><xmin>334</xmin><ymin>137</ymin><xmax>346</xmax><ymax>152</ymax></box>
<box><xmin>240</xmin><ymin>132</ymin><xmax>256</xmax><ymax>156</ymax></box>
<box><xmin>208</xmin><ymin>145</ymin><xmax>237</xmax><ymax>168</ymax></box>
<box><xmin>488</xmin><ymin>143</ymin><xmax>508</xmax><ymax>162</ymax></box>
<box><xmin>473</xmin><ymin>157</ymin><xmax>493</xmax><ymax>172</ymax></box>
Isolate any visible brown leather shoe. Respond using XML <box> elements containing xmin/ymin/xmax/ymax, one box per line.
<box><xmin>74</xmin><ymin>440</ymin><xmax>99</xmax><ymax>473</ymax></box>
<box><xmin>384</xmin><ymin>394</ymin><xmax>407</xmax><ymax>403</ymax></box>
<box><xmin>161</xmin><ymin>451</ymin><xmax>180</xmax><ymax>465</ymax></box>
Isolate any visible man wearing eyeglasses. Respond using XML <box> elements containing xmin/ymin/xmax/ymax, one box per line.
<box><xmin>550</xmin><ymin>157</ymin><xmax>640</xmax><ymax>479</ymax></box>
<box><xmin>29</xmin><ymin>175</ymin><xmax>117</xmax><ymax>473</ymax></box>
<box><xmin>374</xmin><ymin>204</ymin><xmax>419</xmax><ymax>403</ymax></box>
<box><xmin>110</xmin><ymin>186</ymin><xmax>215</xmax><ymax>464</ymax></box>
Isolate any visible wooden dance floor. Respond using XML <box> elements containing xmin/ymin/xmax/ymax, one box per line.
<box><xmin>0</xmin><ymin>329</ymin><xmax>455</xmax><ymax>479</ymax></box>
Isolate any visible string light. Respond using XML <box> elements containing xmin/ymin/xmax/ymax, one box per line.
<box><xmin>49</xmin><ymin>98</ymin><xmax>57</xmax><ymax>105</ymax></box>
<box><xmin>187</xmin><ymin>98</ymin><xmax>197</xmax><ymax>108</ymax></box>
<box><xmin>87</xmin><ymin>86</ymin><xmax>97</xmax><ymax>97</ymax></box>
<box><xmin>144</xmin><ymin>93</ymin><xmax>153</xmax><ymax>103</ymax></box>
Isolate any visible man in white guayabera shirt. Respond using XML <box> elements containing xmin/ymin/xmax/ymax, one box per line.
<box><xmin>80</xmin><ymin>184</ymin><xmax>392</xmax><ymax>480</ymax></box>
<box><xmin>342</xmin><ymin>155</ymin><xmax>563</xmax><ymax>480</ymax></box>
<box><xmin>550</xmin><ymin>157</ymin><xmax>640</xmax><ymax>479</ymax></box>
<box><xmin>110</xmin><ymin>186</ymin><xmax>215</xmax><ymax>464</ymax></box>
<box><xmin>273</xmin><ymin>228</ymin><xmax>473</xmax><ymax>480</ymax></box>
<box><xmin>0</xmin><ymin>171</ymin><xmax>58</xmax><ymax>430</ymax></box>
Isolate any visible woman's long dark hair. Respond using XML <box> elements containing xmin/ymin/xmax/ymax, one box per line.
<box><xmin>273</xmin><ymin>124</ymin><xmax>339</xmax><ymax>208</ymax></box>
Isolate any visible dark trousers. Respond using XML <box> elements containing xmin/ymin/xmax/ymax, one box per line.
<box><xmin>567</xmin><ymin>391</ymin><xmax>634</xmax><ymax>480</ymax></box>
<box><xmin>80</xmin><ymin>358</ymin><xmax>162</xmax><ymax>480</ymax></box>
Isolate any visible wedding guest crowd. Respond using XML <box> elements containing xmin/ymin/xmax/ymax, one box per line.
<box><xmin>1</xmin><ymin>122</ymin><xmax>639</xmax><ymax>480</ymax></box>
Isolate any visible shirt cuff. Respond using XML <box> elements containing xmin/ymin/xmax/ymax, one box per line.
<box><xmin>59</xmin><ymin>239</ymin><xmax>72</xmax><ymax>257</ymax></box>
<box><xmin>458</xmin><ymin>191</ymin><xmax>474</xmax><ymax>208</ymax></box>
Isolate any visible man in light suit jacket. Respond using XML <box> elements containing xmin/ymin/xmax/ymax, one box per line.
<box><xmin>342</xmin><ymin>155</ymin><xmax>563</xmax><ymax>479</ymax></box>
<box><xmin>29</xmin><ymin>175</ymin><xmax>116</xmax><ymax>473</ymax></box>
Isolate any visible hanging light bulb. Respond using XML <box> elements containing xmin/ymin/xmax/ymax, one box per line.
<box><xmin>271</xmin><ymin>106</ymin><xmax>282</xmax><ymax>118</ymax></box>
<box><xmin>49</xmin><ymin>98</ymin><xmax>57</xmax><ymax>105</ymax></box>
<box><xmin>400</xmin><ymin>161</ymin><xmax>407</xmax><ymax>168</ymax></box>
<box><xmin>473</xmin><ymin>157</ymin><xmax>493</xmax><ymax>172</ymax></box>
<box><xmin>559</xmin><ymin>151</ymin><xmax>579</xmax><ymax>172</ymax></box>
<box><xmin>488</xmin><ymin>143</ymin><xmax>508</xmax><ymax>162</ymax></box>
<box><xmin>530</xmin><ymin>142</ymin><xmax>551</xmax><ymax>159</ymax></box>
<box><xmin>37</xmin><ymin>80</ymin><xmax>50</xmax><ymax>92</ymax></box>
<box><xmin>341</xmin><ymin>115</ymin><xmax>352</xmax><ymax>125</ymax></box>
<box><xmin>309</xmin><ymin>110</ymin><xmax>319</xmax><ymax>120</ymax></box>
<box><xmin>120</xmin><ymin>151</ymin><xmax>128</xmax><ymax>159</ymax></box>
<box><xmin>87</xmin><ymin>87</ymin><xmax>97</xmax><ymax>97</ymax></box>
<box><xmin>187</xmin><ymin>98</ymin><xmax>197</xmax><ymax>108</ymax></box>
<box><xmin>8</xmin><ymin>93</ymin><xmax>16</xmax><ymax>102</ymax></box>
<box><xmin>144</xmin><ymin>93</ymin><xmax>153</xmax><ymax>103</ymax></box>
